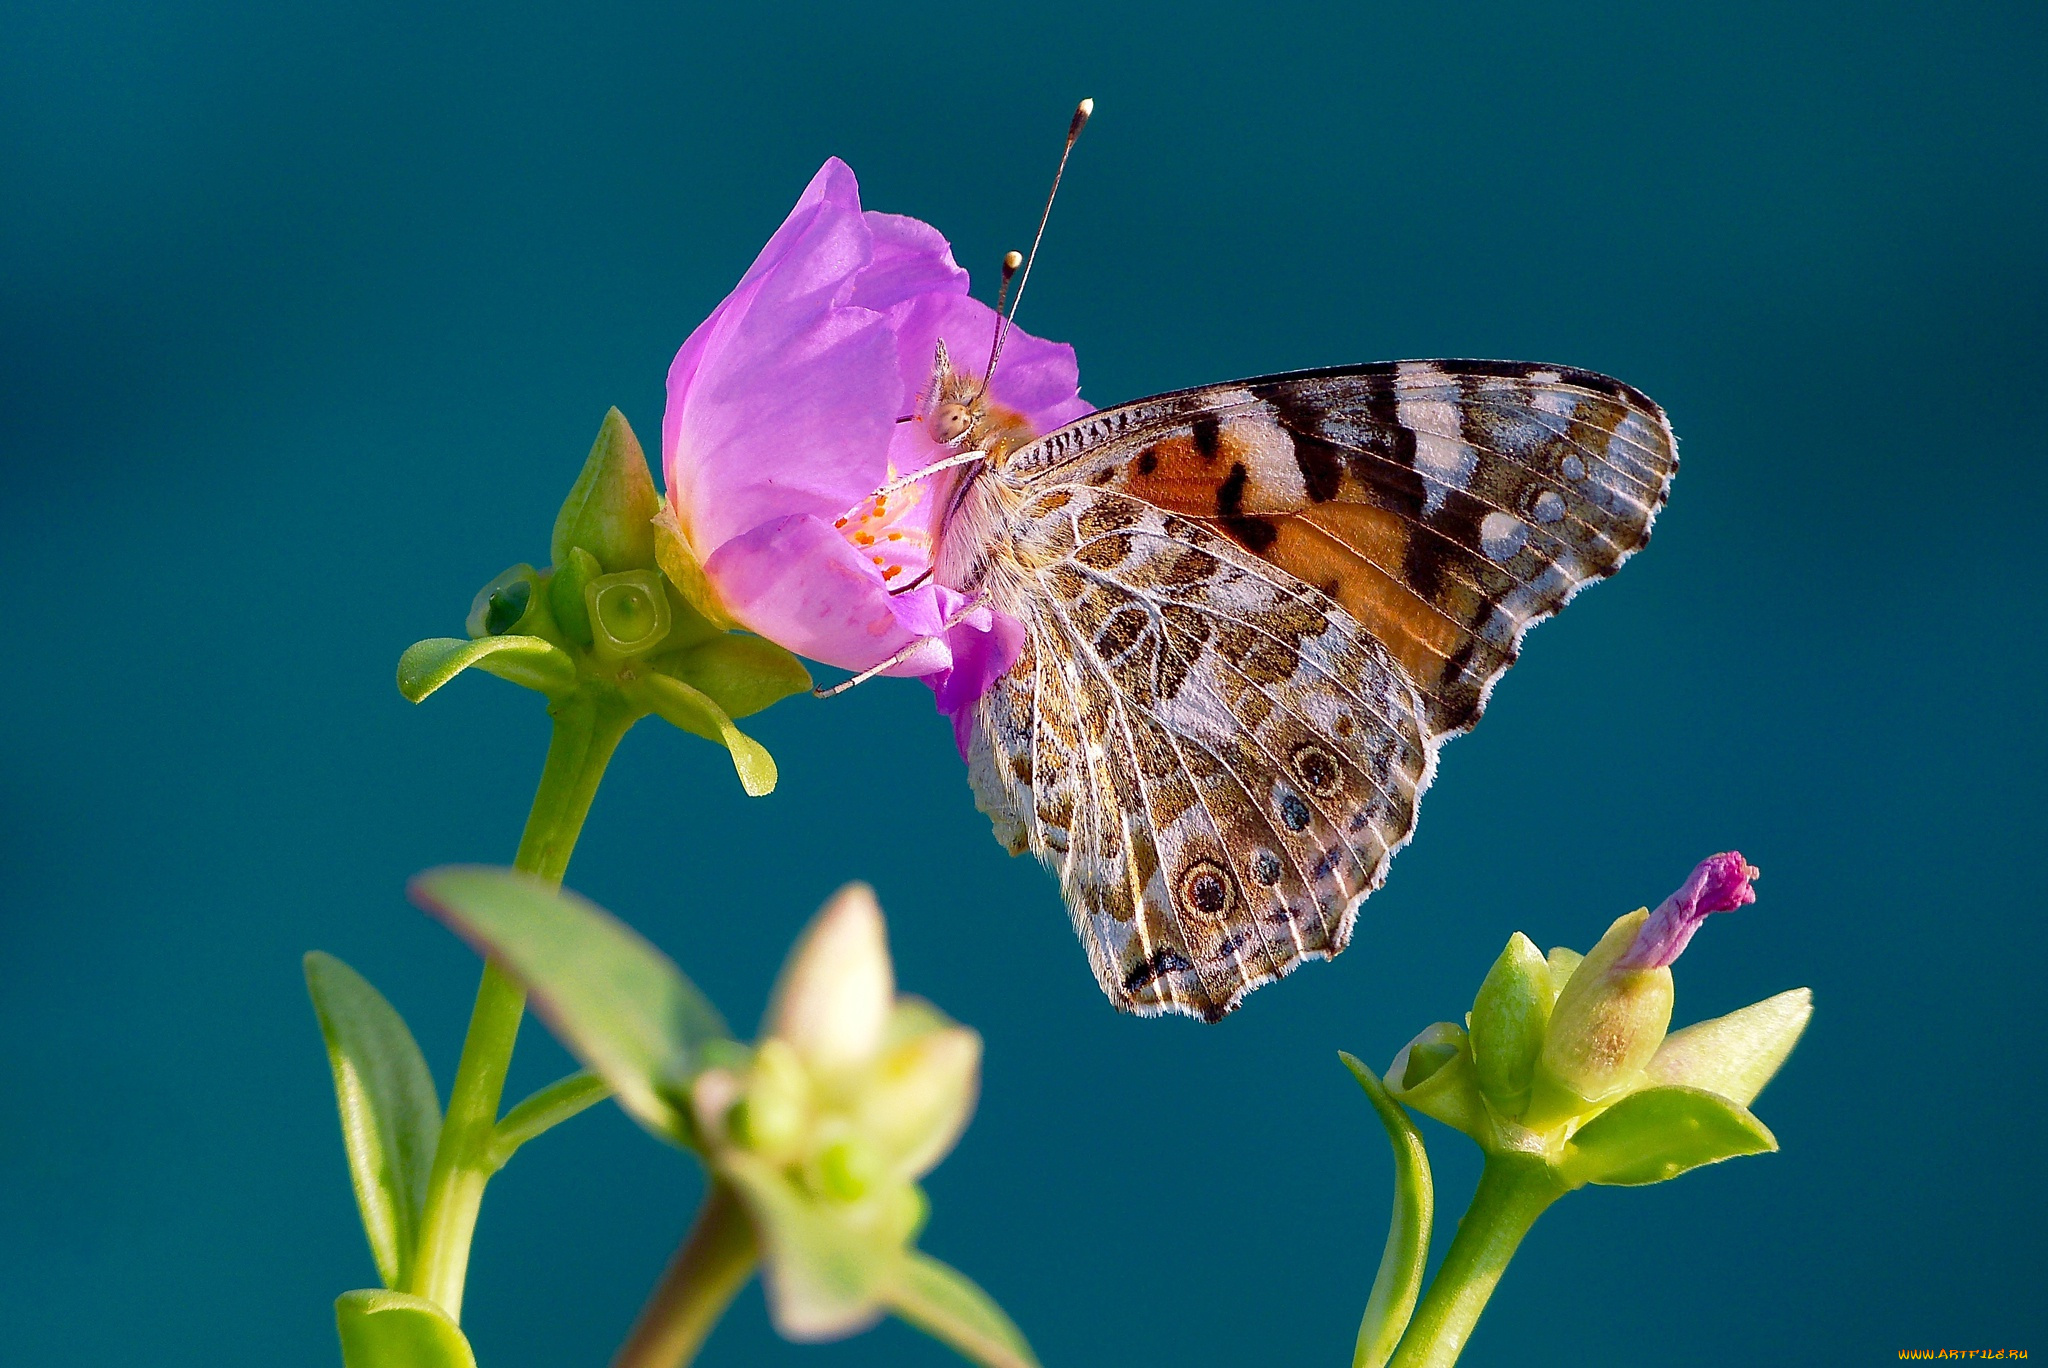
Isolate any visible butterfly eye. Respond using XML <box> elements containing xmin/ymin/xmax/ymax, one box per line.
<box><xmin>927</xmin><ymin>402</ymin><xmax>975</xmax><ymax>444</ymax></box>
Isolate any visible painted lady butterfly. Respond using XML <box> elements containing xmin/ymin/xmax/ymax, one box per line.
<box><xmin>908</xmin><ymin>105</ymin><xmax>1678</xmax><ymax>1020</ymax></box>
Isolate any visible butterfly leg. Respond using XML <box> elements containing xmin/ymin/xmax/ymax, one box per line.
<box><xmin>811</xmin><ymin>603</ymin><xmax>987</xmax><ymax>699</ymax></box>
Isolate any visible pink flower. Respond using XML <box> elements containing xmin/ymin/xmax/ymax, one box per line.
<box><xmin>1616</xmin><ymin>852</ymin><xmax>1760</xmax><ymax>971</ymax></box>
<box><xmin>661</xmin><ymin>159</ymin><xmax>1090</xmax><ymax>750</ymax></box>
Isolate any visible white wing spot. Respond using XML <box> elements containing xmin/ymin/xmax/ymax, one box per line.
<box><xmin>1480</xmin><ymin>511</ymin><xmax>1528</xmax><ymax>561</ymax></box>
<box><xmin>1531</xmin><ymin>490</ymin><xmax>1566</xmax><ymax>524</ymax></box>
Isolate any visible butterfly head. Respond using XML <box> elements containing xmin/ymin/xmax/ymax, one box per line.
<box><xmin>918</xmin><ymin>338</ymin><xmax>1038</xmax><ymax>464</ymax></box>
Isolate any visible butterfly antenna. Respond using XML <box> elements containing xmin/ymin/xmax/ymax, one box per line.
<box><xmin>978</xmin><ymin>97</ymin><xmax>1092</xmax><ymax>398</ymax></box>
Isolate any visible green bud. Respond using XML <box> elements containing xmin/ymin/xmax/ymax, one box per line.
<box><xmin>587</xmin><ymin>569</ymin><xmax>672</xmax><ymax>659</ymax></box>
<box><xmin>1525</xmin><ymin>910</ymin><xmax>1672</xmax><ymax>1132</ymax></box>
<box><xmin>549</xmin><ymin>546</ymin><xmax>601</xmax><ymax>646</ymax></box>
<box><xmin>816</xmin><ymin>1136</ymin><xmax>883</xmax><ymax>1203</ymax></box>
<box><xmin>1383</xmin><ymin>1022</ymin><xmax>1490</xmax><ymax>1143</ymax></box>
<box><xmin>1469</xmin><ymin>932</ymin><xmax>1553</xmax><ymax>1118</ymax></box>
<box><xmin>552</xmin><ymin>408</ymin><xmax>660</xmax><ymax>575</ymax></box>
<box><xmin>1544</xmin><ymin>946</ymin><xmax>1584</xmax><ymax>1002</ymax></box>
<box><xmin>730</xmin><ymin>1038</ymin><xmax>810</xmax><ymax>1158</ymax></box>
<box><xmin>467</xmin><ymin>564</ymin><xmax>544</xmax><ymax>639</ymax></box>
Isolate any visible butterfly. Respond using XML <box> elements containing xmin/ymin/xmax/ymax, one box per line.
<box><xmin>912</xmin><ymin>345</ymin><xmax>1678</xmax><ymax>1021</ymax></box>
<box><xmin>844</xmin><ymin>102</ymin><xmax>1680</xmax><ymax>1021</ymax></box>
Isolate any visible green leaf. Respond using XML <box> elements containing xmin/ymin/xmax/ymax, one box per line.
<box><xmin>488</xmin><ymin>1071</ymin><xmax>611</xmax><ymax>1169</ymax></box>
<box><xmin>1644</xmin><ymin>987</ymin><xmax>1812</xmax><ymax>1106</ymax></box>
<box><xmin>885</xmin><ymin>1250</ymin><xmax>1040</xmax><ymax>1368</ymax></box>
<box><xmin>409</xmin><ymin>867</ymin><xmax>729</xmax><ymax>1145</ymax></box>
<box><xmin>397</xmin><ymin>635</ymin><xmax>575</xmax><ymax>703</ymax></box>
<box><xmin>1560</xmin><ymin>1084</ymin><xmax>1777</xmax><ymax>1188</ymax></box>
<box><xmin>552</xmin><ymin>407</ymin><xmax>661</xmax><ymax>574</ymax></box>
<box><xmin>626</xmin><ymin>671</ymin><xmax>778</xmax><ymax>796</ymax></box>
<box><xmin>670</xmin><ymin>634</ymin><xmax>813</xmax><ymax>720</ymax></box>
<box><xmin>719</xmin><ymin>1151</ymin><xmax>907</xmax><ymax>1341</ymax></box>
<box><xmin>304</xmin><ymin>953</ymin><xmax>442</xmax><ymax>1290</ymax></box>
<box><xmin>1339</xmin><ymin>1053</ymin><xmax>1433</xmax><ymax>1368</ymax></box>
<box><xmin>335</xmin><ymin>1289</ymin><xmax>477</xmax><ymax>1368</ymax></box>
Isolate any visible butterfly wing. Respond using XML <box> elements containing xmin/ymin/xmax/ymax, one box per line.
<box><xmin>1006</xmin><ymin>360</ymin><xmax>1678</xmax><ymax>738</ymax></box>
<box><xmin>964</xmin><ymin>360</ymin><xmax>1678</xmax><ymax>1019</ymax></box>
<box><xmin>967</xmin><ymin>486</ymin><xmax>1434</xmax><ymax>1020</ymax></box>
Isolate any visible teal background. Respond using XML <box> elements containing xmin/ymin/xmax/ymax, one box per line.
<box><xmin>3</xmin><ymin>2</ymin><xmax>2042</xmax><ymax>1364</ymax></box>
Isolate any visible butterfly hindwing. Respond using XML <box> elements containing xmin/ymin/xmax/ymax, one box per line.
<box><xmin>968</xmin><ymin>487</ymin><xmax>1433</xmax><ymax>1020</ymax></box>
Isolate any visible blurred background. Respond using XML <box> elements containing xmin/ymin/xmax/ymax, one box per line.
<box><xmin>3</xmin><ymin>1</ymin><xmax>2043</xmax><ymax>1364</ymax></box>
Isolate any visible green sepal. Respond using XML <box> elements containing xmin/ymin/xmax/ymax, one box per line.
<box><xmin>1382</xmin><ymin>1023</ymin><xmax>1490</xmax><ymax>1143</ymax></box>
<box><xmin>335</xmin><ymin>1289</ymin><xmax>477</xmax><ymax>1368</ymax></box>
<box><xmin>409</xmin><ymin>866</ymin><xmax>730</xmax><ymax>1146</ymax></box>
<box><xmin>1468</xmin><ymin>932</ymin><xmax>1553</xmax><ymax>1119</ymax></box>
<box><xmin>552</xmin><ymin>408</ymin><xmax>660</xmax><ymax>574</ymax></box>
<box><xmin>550</xmin><ymin>547</ymin><xmax>601</xmax><ymax>647</ymax></box>
<box><xmin>624</xmin><ymin>671</ymin><xmax>778</xmax><ymax>796</ymax></box>
<box><xmin>304</xmin><ymin>953</ymin><xmax>442</xmax><ymax>1290</ymax></box>
<box><xmin>885</xmin><ymin>1250</ymin><xmax>1041</xmax><ymax>1368</ymax></box>
<box><xmin>1559</xmin><ymin>1084</ymin><xmax>1777</xmax><ymax>1188</ymax></box>
<box><xmin>654</xmin><ymin>501</ymin><xmax>740</xmax><ymax>630</ymax></box>
<box><xmin>1643</xmin><ymin>987</ymin><xmax>1813</xmax><ymax>1106</ymax></box>
<box><xmin>668</xmin><ymin>634</ymin><xmax>813</xmax><ymax>720</ymax></box>
<box><xmin>397</xmin><ymin>636</ymin><xmax>576</xmax><ymax>703</ymax></box>
<box><xmin>719</xmin><ymin>1150</ymin><xmax>920</xmax><ymax>1341</ymax></box>
<box><xmin>1338</xmin><ymin>1053</ymin><xmax>1433</xmax><ymax>1368</ymax></box>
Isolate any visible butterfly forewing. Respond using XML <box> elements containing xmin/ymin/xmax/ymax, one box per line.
<box><xmin>958</xmin><ymin>360</ymin><xmax>1678</xmax><ymax>1020</ymax></box>
<box><xmin>1010</xmin><ymin>360</ymin><xmax>1678</xmax><ymax>739</ymax></box>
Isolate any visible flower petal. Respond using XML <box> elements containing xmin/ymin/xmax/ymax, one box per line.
<box><xmin>663</xmin><ymin>160</ymin><xmax>910</xmax><ymax>557</ymax></box>
<box><xmin>1617</xmin><ymin>851</ymin><xmax>1760</xmax><ymax>971</ymax></box>
<box><xmin>924</xmin><ymin>597</ymin><xmax>1025</xmax><ymax>758</ymax></box>
<box><xmin>703</xmin><ymin>515</ymin><xmax>954</xmax><ymax>676</ymax></box>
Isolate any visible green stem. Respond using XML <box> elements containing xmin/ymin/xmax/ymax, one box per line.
<box><xmin>612</xmin><ymin>1182</ymin><xmax>758</xmax><ymax>1368</ymax></box>
<box><xmin>407</xmin><ymin>692</ymin><xmax>636</xmax><ymax>1320</ymax></box>
<box><xmin>1386</xmin><ymin>1155</ymin><xmax>1566</xmax><ymax>1368</ymax></box>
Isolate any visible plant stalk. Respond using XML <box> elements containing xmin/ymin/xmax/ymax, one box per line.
<box><xmin>407</xmin><ymin>691</ymin><xmax>635</xmax><ymax>1319</ymax></box>
<box><xmin>612</xmin><ymin>1182</ymin><xmax>759</xmax><ymax>1368</ymax></box>
<box><xmin>1386</xmin><ymin>1155</ymin><xmax>1566</xmax><ymax>1368</ymax></box>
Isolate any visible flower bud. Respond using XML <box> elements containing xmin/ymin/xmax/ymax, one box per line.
<box><xmin>551</xmin><ymin>407</ymin><xmax>660</xmax><ymax>575</ymax></box>
<box><xmin>814</xmin><ymin>1135</ymin><xmax>883</xmax><ymax>1202</ymax></box>
<box><xmin>1383</xmin><ymin>1022</ymin><xmax>1490</xmax><ymax>1142</ymax></box>
<box><xmin>549</xmin><ymin>546</ymin><xmax>600</xmax><ymax>646</ymax></box>
<box><xmin>1526</xmin><ymin>854</ymin><xmax>1759</xmax><ymax>1132</ymax></box>
<box><xmin>730</xmin><ymin>1037</ymin><xmax>810</xmax><ymax>1159</ymax></box>
<box><xmin>586</xmin><ymin>569</ymin><xmax>673</xmax><ymax>659</ymax></box>
<box><xmin>766</xmin><ymin>884</ymin><xmax>894</xmax><ymax>1077</ymax></box>
<box><xmin>466</xmin><ymin>564</ymin><xmax>544</xmax><ymax>639</ymax></box>
<box><xmin>1526</xmin><ymin>909</ymin><xmax>1671</xmax><ymax>1130</ymax></box>
<box><xmin>1468</xmin><ymin>932</ymin><xmax>1553</xmax><ymax>1118</ymax></box>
